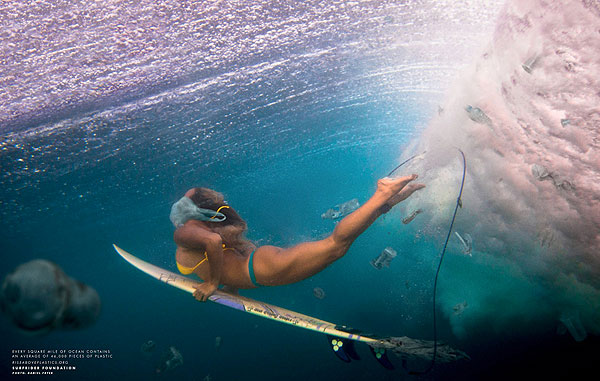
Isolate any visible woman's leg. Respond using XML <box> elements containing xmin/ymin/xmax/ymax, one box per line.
<box><xmin>252</xmin><ymin>175</ymin><xmax>425</xmax><ymax>286</ymax></box>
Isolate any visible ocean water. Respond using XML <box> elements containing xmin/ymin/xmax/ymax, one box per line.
<box><xmin>1</xmin><ymin>1</ymin><xmax>598</xmax><ymax>380</ymax></box>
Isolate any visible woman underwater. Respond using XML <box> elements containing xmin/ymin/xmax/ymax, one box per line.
<box><xmin>171</xmin><ymin>175</ymin><xmax>425</xmax><ymax>301</ymax></box>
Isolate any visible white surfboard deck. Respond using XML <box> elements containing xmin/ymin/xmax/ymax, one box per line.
<box><xmin>113</xmin><ymin>244</ymin><xmax>470</xmax><ymax>366</ymax></box>
<box><xmin>113</xmin><ymin>244</ymin><xmax>385</xmax><ymax>345</ymax></box>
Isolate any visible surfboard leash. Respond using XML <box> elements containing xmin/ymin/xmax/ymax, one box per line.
<box><xmin>386</xmin><ymin>152</ymin><xmax>425</xmax><ymax>177</ymax></box>
<box><xmin>389</xmin><ymin>149</ymin><xmax>467</xmax><ymax>376</ymax></box>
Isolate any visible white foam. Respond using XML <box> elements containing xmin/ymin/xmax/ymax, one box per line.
<box><xmin>404</xmin><ymin>0</ymin><xmax>600</xmax><ymax>337</ymax></box>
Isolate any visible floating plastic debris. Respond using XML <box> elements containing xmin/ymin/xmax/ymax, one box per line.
<box><xmin>537</xmin><ymin>228</ymin><xmax>556</xmax><ymax>248</ymax></box>
<box><xmin>532</xmin><ymin>164</ymin><xmax>551</xmax><ymax>181</ymax></box>
<box><xmin>141</xmin><ymin>340</ymin><xmax>156</xmax><ymax>355</ymax></box>
<box><xmin>551</xmin><ymin>175</ymin><xmax>575</xmax><ymax>191</ymax></box>
<box><xmin>560</xmin><ymin>118</ymin><xmax>571</xmax><ymax>127</ymax></box>
<box><xmin>156</xmin><ymin>346</ymin><xmax>183</xmax><ymax>374</ymax></box>
<box><xmin>321</xmin><ymin>198</ymin><xmax>360</xmax><ymax>220</ymax></box>
<box><xmin>559</xmin><ymin>311</ymin><xmax>587</xmax><ymax>342</ymax></box>
<box><xmin>465</xmin><ymin>105</ymin><xmax>492</xmax><ymax>125</ymax></box>
<box><xmin>373</xmin><ymin>336</ymin><xmax>470</xmax><ymax>362</ymax></box>
<box><xmin>531</xmin><ymin>164</ymin><xmax>575</xmax><ymax>191</ymax></box>
<box><xmin>321</xmin><ymin>209</ymin><xmax>342</xmax><ymax>219</ymax></box>
<box><xmin>370</xmin><ymin>247</ymin><xmax>397</xmax><ymax>270</ymax></box>
<box><xmin>453</xmin><ymin>301</ymin><xmax>468</xmax><ymax>316</ymax></box>
<box><xmin>522</xmin><ymin>54</ymin><xmax>538</xmax><ymax>73</ymax></box>
<box><xmin>0</xmin><ymin>260</ymin><xmax>101</xmax><ymax>335</ymax></box>
<box><xmin>313</xmin><ymin>287</ymin><xmax>326</xmax><ymax>300</ymax></box>
<box><xmin>402</xmin><ymin>209</ymin><xmax>422</xmax><ymax>224</ymax></box>
<box><xmin>454</xmin><ymin>232</ymin><xmax>472</xmax><ymax>256</ymax></box>
<box><xmin>215</xmin><ymin>336</ymin><xmax>222</xmax><ymax>348</ymax></box>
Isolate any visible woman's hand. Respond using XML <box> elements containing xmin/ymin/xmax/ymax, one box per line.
<box><xmin>386</xmin><ymin>181</ymin><xmax>426</xmax><ymax>207</ymax></box>
<box><xmin>192</xmin><ymin>282</ymin><xmax>218</xmax><ymax>302</ymax></box>
<box><xmin>376</xmin><ymin>175</ymin><xmax>425</xmax><ymax>208</ymax></box>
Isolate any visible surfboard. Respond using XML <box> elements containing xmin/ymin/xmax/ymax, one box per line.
<box><xmin>113</xmin><ymin>244</ymin><xmax>468</xmax><ymax>368</ymax></box>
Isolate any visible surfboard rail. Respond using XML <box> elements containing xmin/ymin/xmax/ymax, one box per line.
<box><xmin>113</xmin><ymin>244</ymin><xmax>383</xmax><ymax>343</ymax></box>
<box><xmin>113</xmin><ymin>244</ymin><xmax>469</xmax><ymax>368</ymax></box>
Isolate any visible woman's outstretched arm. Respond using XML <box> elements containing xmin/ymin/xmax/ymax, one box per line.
<box><xmin>331</xmin><ymin>175</ymin><xmax>424</xmax><ymax>248</ymax></box>
<box><xmin>252</xmin><ymin>175</ymin><xmax>425</xmax><ymax>286</ymax></box>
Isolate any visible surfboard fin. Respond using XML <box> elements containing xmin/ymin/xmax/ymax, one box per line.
<box><xmin>369</xmin><ymin>345</ymin><xmax>395</xmax><ymax>370</ymax></box>
<box><xmin>327</xmin><ymin>335</ymin><xmax>360</xmax><ymax>362</ymax></box>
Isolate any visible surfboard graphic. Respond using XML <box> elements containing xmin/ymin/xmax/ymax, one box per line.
<box><xmin>113</xmin><ymin>244</ymin><xmax>468</xmax><ymax>368</ymax></box>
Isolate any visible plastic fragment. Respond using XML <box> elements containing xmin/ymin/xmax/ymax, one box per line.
<box><xmin>402</xmin><ymin>209</ymin><xmax>422</xmax><ymax>224</ymax></box>
<box><xmin>454</xmin><ymin>232</ymin><xmax>472</xmax><ymax>256</ymax></box>
<box><xmin>322</xmin><ymin>198</ymin><xmax>360</xmax><ymax>220</ymax></box>
<box><xmin>522</xmin><ymin>54</ymin><xmax>538</xmax><ymax>73</ymax></box>
<box><xmin>370</xmin><ymin>247</ymin><xmax>397</xmax><ymax>269</ymax></box>
<box><xmin>465</xmin><ymin>105</ymin><xmax>492</xmax><ymax>125</ymax></box>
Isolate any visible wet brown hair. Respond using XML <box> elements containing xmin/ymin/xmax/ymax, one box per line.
<box><xmin>189</xmin><ymin>188</ymin><xmax>246</xmax><ymax>228</ymax></box>
<box><xmin>188</xmin><ymin>187</ymin><xmax>253</xmax><ymax>253</ymax></box>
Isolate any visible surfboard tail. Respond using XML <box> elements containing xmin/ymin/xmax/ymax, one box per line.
<box><xmin>113</xmin><ymin>244</ymin><xmax>468</xmax><ymax>372</ymax></box>
<box><xmin>326</xmin><ymin>335</ymin><xmax>394</xmax><ymax>370</ymax></box>
<box><xmin>368</xmin><ymin>345</ymin><xmax>395</xmax><ymax>370</ymax></box>
<box><xmin>326</xmin><ymin>335</ymin><xmax>359</xmax><ymax>363</ymax></box>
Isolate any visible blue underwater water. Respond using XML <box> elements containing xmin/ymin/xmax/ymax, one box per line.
<box><xmin>1</xmin><ymin>103</ymin><xmax>438</xmax><ymax>381</ymax></box>
<box><xmin>1</xmin><ymin>1</ymin><xmax>598</xmax><ymax>380</ymax></box>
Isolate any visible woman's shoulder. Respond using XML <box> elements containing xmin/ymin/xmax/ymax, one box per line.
<box><xmin>174</xmin><ymin>221</ymin><xmax>222</xmax><ymax>249</ymax></box>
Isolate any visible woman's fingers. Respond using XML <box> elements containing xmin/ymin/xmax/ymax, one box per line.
<box><xmin>384</xmin><ymin>174</ymin><xmax>417</xmax><ymax>187</ymax></box>
<box><xmin>406</xmin><ymin>182</ymin><xmax>426</xmax><ymax>193</ymax></box>
<box><xmin>399</xmin><ymin>183</ymin><xmax>425</xmax><ymax>199</ymax></box>
<box><xmin>193</xmin><ymin>287</ymin><xmax>206</xmax><ymax>302</ymax></box>
<box><xmin>387</xmin><ymin>182</ymin><xmax>426</xmax><ymax>207</ymax></box>
<box><xmin>378</xmin><ymin>175</ymin><xmax>418</xmax><ymax>197</ymax></box>
<box><xmin>378</xmin><ymin>174</ymin><xmax>422</xmax><ymax>204</ymax></box>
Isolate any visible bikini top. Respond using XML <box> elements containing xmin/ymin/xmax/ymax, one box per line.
<box><xmin>176</xmin><ymin>244</ymin><xmax>230</xmax><ymax>275</ymax></box>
